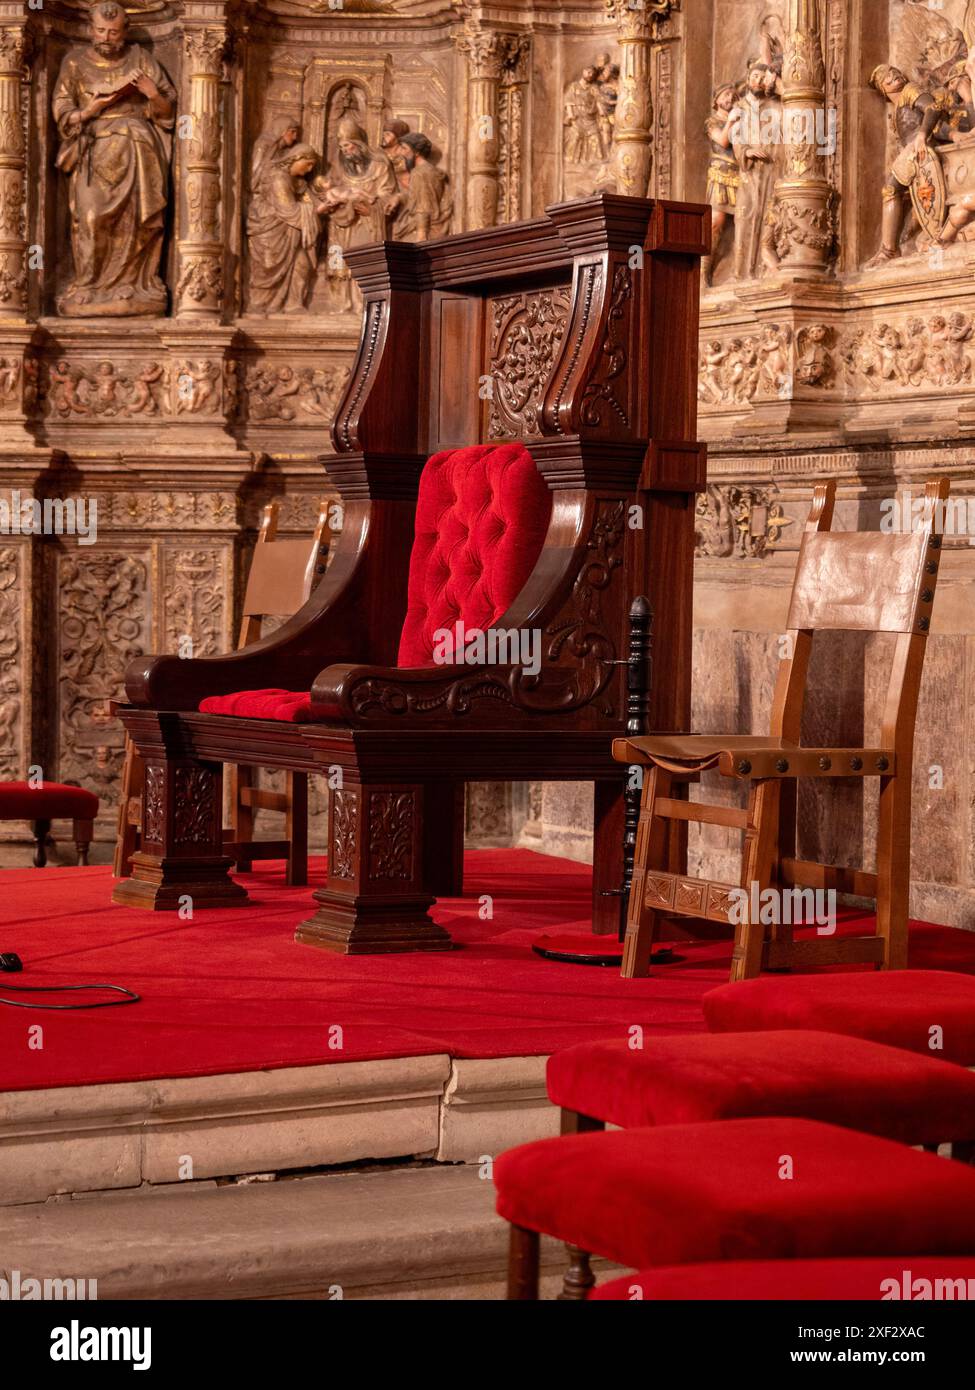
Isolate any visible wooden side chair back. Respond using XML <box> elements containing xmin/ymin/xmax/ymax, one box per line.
<box><xmin>616</xmin><ymin>477</ymin><xmax>950</xmax><ymax>982</ymax></box>
<box><xmin>113</xmin><ymin>500</ymin><xmax>330</xmax><ymax>885</ymax></box>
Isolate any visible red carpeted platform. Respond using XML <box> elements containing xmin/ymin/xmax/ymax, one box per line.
<box><xmin>1</xmin><ymin>849</ymin><xmax>974</xmax><ymax>1093</ymax></box>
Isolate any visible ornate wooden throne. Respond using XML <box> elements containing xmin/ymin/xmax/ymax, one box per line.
<box><xmin>113</xmin><ymin>194</ymin><xmax>707</xmax><ymax>953</ymax></box>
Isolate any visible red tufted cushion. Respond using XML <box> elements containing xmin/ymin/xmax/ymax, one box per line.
<box><xmin>494</xmin><ymin>1118</ymin><xmax>975</xmax><ymax>1271</ymax></box>
<box><xmin>590</xmin><ymin>1257</ymin><xmax>975</xmax><ymax>1301</ymax></box>
<box><xmin>396</xmin><ymin>442</ymin><xmax>552</xmax><ymax>668</ymax></box>
<box><xmin>198</xmin><ymin>689</ymin><xmax>312</xmax><ymax>722</ymax></box>
<box><xmin>0</xmin><ymin>781</ymin><xmax>99</xmax><ymax>819</ymax></box>
<box><xmin>546</xmin><ymin>1031</ymin><xmax>975</xmax><ymax>1145</ymax></box>
<box><xmin>703</xmin><ymin>971</ymin><xmax>975</xmax><ymax>1066</ymax></box>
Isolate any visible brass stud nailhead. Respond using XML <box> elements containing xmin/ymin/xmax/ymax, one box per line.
<box><xmin>926</xmin><ymin>561</ymin><xmax>938</xmax><ymax>575</ymax></box>
<box><xmin>921</xmin><ymin>589</ymin><xmax>934</xmax><ymax>603</ymax></box>
<box><xmin>819</xmin><ymin>756</ymin><xmax>832</xmax><ymax>770</ymax></box>
<box><xmin>850</xmin><ymin>757</ymin><xmax>863</xmax><ymax>771</ymax></box>
<box><xmin>876</xmin><ymin>757</ymin><xmax>890</xmax><ymax>771</ymax></box>
<box><xmin>775</xmin><ymin>759</ymin><xmax>790</xmax><ymax>773</ymax></box>
<box><xmin>930</xmin><ymin>536</ymin><xmax>942</xmax><ymax>549</ymax></box>
<box><xmin>737</xmin><ymin>760</ymin><xmax>752</xmax><ymax>775</ymax></box>
<box><xmin>918</xmin><ymin>617</ymin><xmax>930</xmax><ymax>632</ymax></box>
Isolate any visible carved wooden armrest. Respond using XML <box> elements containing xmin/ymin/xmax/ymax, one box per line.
<box><xmin>125</xmin><ymin>611</ymin><xmax>359</xmax><ymax>711</ymax></box>
<box><xmin>310</xmin><ymin>661</ymin><xmax>560</xmax><ymax>726</ymax></box>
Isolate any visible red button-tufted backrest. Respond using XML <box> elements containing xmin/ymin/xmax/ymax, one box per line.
<box><xmin>396</xmin><ymin>442</ymin><xmax>553</xmax><ymax>668</ymax></box>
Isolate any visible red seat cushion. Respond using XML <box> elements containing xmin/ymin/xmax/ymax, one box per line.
<box><xmin>0</xmin><ymin>781</ymin><xmax>99</xmax><ymax>819</ymax></box>
<box><xmin>590</xmin><ymin>1257</ymin><xmax>975</xmax><ymax>1301</ymax></box>
<box><xmin>494</xmin><ymin>1117</ymin><xmax>975</xmax><ymax>1271</ymax></box>
<box><xmin>396</xmin><ymin>442</ymin><xmax>551</xmax><ymax>667</ymax></box>
<box><xmin>198</xmin><ymin>689</ymin><xmax>312</xmax><ymax>722</ymax></box>
<box><xmin>703</xmin><ymin>971</ymin><xmax>975</xmax><ymax>1066</ymax></box>
<box><xmin>546</xmin><ymin>1031</ymin><xmax>975</xmax><ymax>1145</ymax></box>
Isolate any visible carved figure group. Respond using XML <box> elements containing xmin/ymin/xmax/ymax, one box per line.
<box><xmin>698</xmin><ymin>323</ymin><xmax>796</xmax><ymax>405</ymax></box>
<box><xmin>840</xmin><ymin>311</ymin><xmax>975</xmax><ymax>391</ymax></box>
<box><xmin>47</xmin><ymin>359</ymin><xmax>169</xmax><ymax>417</ymax></box>
<box><xmin>562</xmin><ymin>52</ymin><xmax>619</xmax><ymax>194</ymax></box>
<box><xmin>244</xmin><ymin>363</ymin><xmax>348</xmax><ymax>421</ymax></box>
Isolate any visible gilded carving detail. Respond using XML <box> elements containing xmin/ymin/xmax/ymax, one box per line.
<box><xmin>0</xmin><ymin>545</ymin><xmax>22</xmax><ymax>780</ymax></box>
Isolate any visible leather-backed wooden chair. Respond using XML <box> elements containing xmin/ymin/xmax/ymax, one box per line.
<box><xmin>112</xmin><ymin>196</ymin><xmax>709</xmax><ymax>950</ymax></box>
<box><xmin>616</xmin><ymin>477</ymin><xmax>950</xmax><ymax>982</ymax></box>
<box><xmin>112</xmin><ymin>500</ymin><xmax>330</xmax><ymax>885</ymax></box>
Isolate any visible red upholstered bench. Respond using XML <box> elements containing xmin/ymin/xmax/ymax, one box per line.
<box><xmin>589</xmin><ymin>1257</ymin><xmax>975</xmax><ymax>1301</ymax></box>
<box><xmin>702</xmin><ymin>970</ymin><xmax>975</xmax><ymax>1066</ymax></box>
<box><xmin>495</xmin><ymin>1117</ymin><xmax>975</xmax><ymax>1300</ymax></box>
<box><xmin>0</xmin><ymin>781</ymin><xmax>99</xmax><ymax>866</ymax></box>
<box><xmin>547</xmin><ymin>1031</ymin><xmax>975</xmax><ymax>1151</ymax></box>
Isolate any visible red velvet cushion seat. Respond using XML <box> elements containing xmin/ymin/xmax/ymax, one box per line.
<box><xmin>0</xmin><ymin>781</ymin><xmax>99</xmax><ymax>819</ymax></box>
<box><xmin>396</xmin><ymin>442</ymin><xmax>551</xmax><ymax>667</ymax></box>
<box><xmin>703</xmin><ymin>971</ymin><xmax>975</xmax><ymax>1066</ymax></box>
<box><xmin>494</xmin><ymin>1118</ymin><xmax>975</xmax><ymax>1272</ymax></box>
<box><xmin>590</xmin><ymin>1257</ymin><xmax>975</xmax><ymax>1301</ymax></box>
<box><xmin>546</xmin><ymin>1031</ymin><xmax>975</xmax><ymax>1145</ymax></box>
<box><xmin>198</xmin><ymin>689</ymin><xmax>312</xmax><ymax>722</ymax></box>
<box><xmin>199</xmin><ymin>442</ymin><xmax>551</xmax><ymax>719</ymax></box>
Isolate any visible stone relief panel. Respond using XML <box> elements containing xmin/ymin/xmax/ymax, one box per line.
<box><xmin>694</xmin><ymin>484</ymin><xmax>793</xmax><ymax>559</ymax></box>
<box><xmin>160</xmin><ymin>547</ymin><xmax>231</xmax><ymax>660</ymax></box>
<box><xmin>0</xmin><ymin>543</ymin><xmax>23</xmax><ymax>781</ymax></box>
<box><xmin>57</xmin><ymin>548</ymin><xmax>151</xmax><ymax>804</ymax></box>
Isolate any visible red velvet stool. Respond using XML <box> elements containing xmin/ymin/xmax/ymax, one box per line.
<box><xmin>496</xmin><ymin>1117</ymin><xmax>975</xmax><ymax>1300</ymax></box>
<box><xmin>545</xmin><ymin>1033</ymin><xmax>975</xmax><ymax>1298</ymax></box>
<box><xmin>703</xmin><ymin>971</ymin><xmax>975</xmax><ymax>1067</ymax></box>
<box><xmin>0</xmin><ymin>781</ymin><xmax>99</xmax><ymax>866</ymax></box>
<box><xmin>588</xmin><ymin>1256</ymin><xmax>975</xmax><ymax>1301</ymax></box>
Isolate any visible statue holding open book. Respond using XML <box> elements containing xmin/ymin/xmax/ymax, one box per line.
<box><xmin>52</xmin><ymin>2</ymin><xmax>176</xmax><ymax>317</ymax></box>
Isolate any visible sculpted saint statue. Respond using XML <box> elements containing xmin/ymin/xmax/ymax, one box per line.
<box><xmin>251</xmin><ymin>115</ymin><xmax>301</xmax><ymax>197</ymax></box>
<box><xmin>321</xmin><ymin>116</ymin><xmax>400</xmax><ymax>251</ymax></box>
<box><xmin>52</xmin><ymin>2</ymin><xmax>176</xmax><ymax>317</ymax></box>
<box><xmin>392</xmin><ymin>133</ymin><xmax>452</xmax><ymax>243</ymax></box>
<box><xmin>246</xmin><ymin>143</ymin><xmax>330</xmax><ymax>314</ymax></box>
<box><xmin>563</xmin><ymin>65</ymin><xmax>608</xmax><ymax>164</ymax></box>
<box><xmin>730</xmin><ymin>59</ymin><xmax>783</xmax><ymax>281</ymax></box>
<box><xmin>703</xmin><ymin>82</ymin><xmax>740</xmax><ymax>285</ymax></box>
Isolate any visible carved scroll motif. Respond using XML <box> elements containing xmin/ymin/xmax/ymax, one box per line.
<box><xmin>331</xmin><ymin>789</ymin><xmax>358</xmax><ymax>880</ymax></box>
<box><xmin>581</xmin><ymin>263</ymin><xmax>631</xmax><ymax>427</ymax></box>
<box><xmin>489</xmin><ymin>287</ymin><xmax>571</xmax><ymax>438</ymax></box>
<box><xmin>143</xmin><ymin>763</ymin><xmax>165</xmax><ymax>844</ymax></box>
<box><xmin>334</xmin><ymin>299</ymin><xmax>385</xmax><ymax>450</ymax></box>
<box><xmin>367</xmin><ymin>790</ymin><xmax>414</xmax><ymax>880</ymax></box>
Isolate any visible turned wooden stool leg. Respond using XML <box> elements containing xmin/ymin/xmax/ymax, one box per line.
<box><xmin>621</xmin><ymin>766</ymin><xmax>671</xmax><ymax>978</ymax></box>
<box><xmin>32</xmin><ymin>818</ymin><xmax>51</xmax><ymax>868</ymax></box>
<box><xmin>507</xmin><ymin>1224</ymin><xmax>540</xmax><ymax>1300</ymax></box>
<box><xmin>558</xmin><ymin>1110</ymin><xmax>604</xmax><ymax>1299</ymax></box>
<box><xmin>73</xmin><ymin>818</ymin><xmax>94</xmax><ymax>866</ymax></box>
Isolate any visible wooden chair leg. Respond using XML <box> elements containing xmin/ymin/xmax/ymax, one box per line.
<box><xmin>621</xmin><ymin>766</ymin><xmax>671</xmax><ymax>979</ymax></box>
<box><xmin>507</xmin><ymin>1224</ymin><xmax>540</xmax><ymax>1300</ymax></box>
<box><xmin>73</xmin><ymin>818</ymin><xmax>94</xmax><ymax>866</ymax></box>
<box><xmin>285</xmin><ymin>771</ymin><xmax>309</xmax><ymax>887</ymax></box>
<box><xmin>876</xmin><ymin>771</ymin><xmax>910</xmax><ymax>971</ymax></box>
<box><xmin>32</xmin><ymin>819</ymin><xmax>51</xmax><ymax>868</ymax></box>
<box><xmin>113</xmin><ymin>737</ymin><xmax>133</xmax><ymax>877</ymax></box>
<box><xmin>229</xmin><ymin>764</ymin><xmax>254</xmax><ymax>868</ymax></box>
<box><xmin>730</xmin><ymin>779</ymin><xmax>781</xmax><ymax>983</ymax></box>
<box><xmin>557</xmin><ymin>1106</ymin><xmax>603</xmax><ymax>1298</ymax></box>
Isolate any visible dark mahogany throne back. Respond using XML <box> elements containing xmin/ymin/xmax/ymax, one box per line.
<box><xmin>115</xmin><ymin>195</ymin><xmax>708</xmax><ymax>954</ymax></box>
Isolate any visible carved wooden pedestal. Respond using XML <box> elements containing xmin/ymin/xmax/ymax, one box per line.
<box><xmin>111</xmin><ymin>713</ymin><xmax>248</xmax><ymax>911</ymax></box>
<box><xmin>296</xmin><ymin>780</ymin><xmax>454</xmax><ymax>954</ymax></box>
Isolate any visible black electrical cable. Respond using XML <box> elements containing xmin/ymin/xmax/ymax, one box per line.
<box><xmin>0</xmin><ymin>983</ymin><xmax>140</xmax><ymax>1010</ymax></box>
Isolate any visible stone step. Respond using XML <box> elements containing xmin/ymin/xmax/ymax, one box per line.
<box><xmin>1</xmin><ymin>1055</ymin><xmax>559</xmax><ymax>1205</ymax></box>
<box><xmin>0</xmin><ymin>1162</ymin><xmax>616</xmax><ymax>1300</ymax></box>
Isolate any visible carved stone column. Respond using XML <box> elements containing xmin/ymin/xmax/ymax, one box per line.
<box><xmin>767</xmin><ymin>0</ymin><xmax>835</xmax><ymax>272</ymax></box>
<box><xmin>456</xmin><ymin>24</ymin><xmax>528</xmax><ymax>229</ymax></box>
<box><xmin>0</xmin><ymin>23</ymin><xmax>28</xmax><ymax>319</ymax></box>
<box><xmin>606</xmin><ymin>0</ymin><xmax>656</xmax><ymax>197</ymax></box>
<box><xmin>175</xmin><ymin>21</ymin><xmax>228</xmax><ymax>318</ymax></box>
